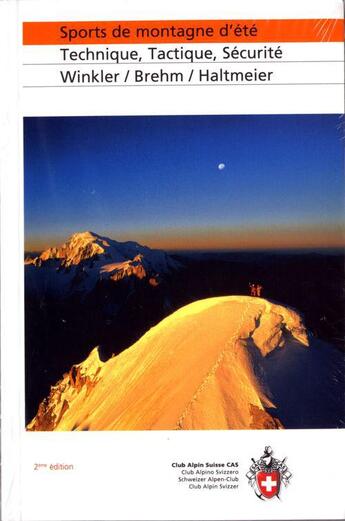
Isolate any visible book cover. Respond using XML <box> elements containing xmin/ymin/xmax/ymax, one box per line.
<box><xmin>1</xmin><ymin>0</ymin><xmax>344</xmax><ymax>519</ymax></box>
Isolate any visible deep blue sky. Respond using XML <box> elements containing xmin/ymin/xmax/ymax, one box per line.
<box><xmin>24</xmin><ymin>114</ymin><xmax>344</xmax><ymax>250</ymax></box>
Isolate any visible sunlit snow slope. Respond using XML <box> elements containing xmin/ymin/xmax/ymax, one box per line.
<box><xmin>28</xmin><ymin>296</ymin><xmax>344</xmax><ymax>431</ymax></box>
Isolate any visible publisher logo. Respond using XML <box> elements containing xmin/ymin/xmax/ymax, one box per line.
<box><xmin>246</xmin><ymin>446</ymin><xmax>292</xmax><ymax>500</ymax></box>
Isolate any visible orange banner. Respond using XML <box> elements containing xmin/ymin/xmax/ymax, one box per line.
<box><xmin>23</xmin><ymin>19</ymin><xmax>344</xmax><ymax>45</ymax></box>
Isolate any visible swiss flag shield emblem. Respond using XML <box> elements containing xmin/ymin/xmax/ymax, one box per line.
<box><xmin>256</xmin><ymin>471</ymin><xmax>280</xmax><ymax>499</ymax></box>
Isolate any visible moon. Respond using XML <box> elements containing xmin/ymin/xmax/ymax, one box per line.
<box><xmin>218</xmin><ymin>163</ymin><xmax>226</xmax><ymax>171</ymax></box>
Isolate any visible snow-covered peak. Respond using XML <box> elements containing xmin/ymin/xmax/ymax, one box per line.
<box><xmin>67</xmin><ymin>230</ymin><xmax>108</xmax><ymax>248</ymax></box>
<box><xmin>26</xmin><ymin>231</ymin><xmax>180</xmax><ymax>288</ymax></box>
<box><xmin>37</xmin><ymin>231</ymin><xmax>107</xmax><ymax>266</ymax></box>
<box><xmin>69</xmin><ymin>230</ymin><xmax>100</xmax><ymax>241</ymax></box>
<box><xmin>28</xmin><ymin>296</ymin><xmax>332</xmax><ymax>432</ymax></box>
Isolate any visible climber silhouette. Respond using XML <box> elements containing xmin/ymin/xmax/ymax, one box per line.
<box><xmin>249</xmin><ymin>283</ymin><xmax>263</xmax><ymax>297</ymax></box>
<box><xmin>256</xmin><ymin>284</ymin><xmax>263</xmax><ymax>297</ymax></box>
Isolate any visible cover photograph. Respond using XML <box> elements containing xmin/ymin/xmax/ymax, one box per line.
<box><xmin>24</xmin><ymin>113</ymin><xmax>344</xmax><ymax>433</ymax></box>
<box><xmin>0</xmin><ymin>0</ymin><xmax>344</xmax><ymax>520</ymax></box>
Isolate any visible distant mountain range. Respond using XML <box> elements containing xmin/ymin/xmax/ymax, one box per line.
<box><xmin>25</xmin><ymin>231</ymin><xmax>180</xmax><ymax>297</ymax></box>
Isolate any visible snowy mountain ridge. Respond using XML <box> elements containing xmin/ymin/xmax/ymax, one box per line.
<box><xmin>28</xmin><ymin>295</ymin><xmax>344</xmax><ymax>432</ymax></box>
